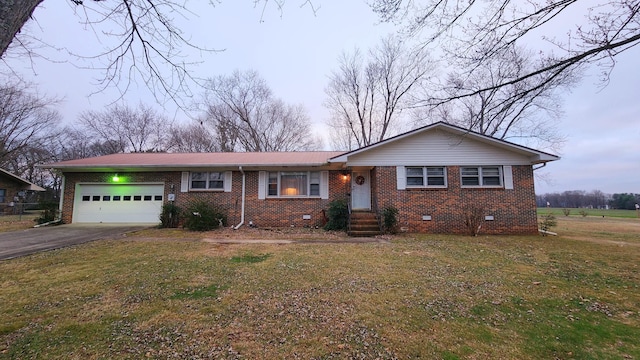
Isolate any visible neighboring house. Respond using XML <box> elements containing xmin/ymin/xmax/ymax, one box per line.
<box><xmin>42</xmin><ymin>122</ymin><xmax>559</xmax><ymax>234</ymax></box>
<box><xmin>0</xmin><ymin>168</ymin><xmax>46</xmax><ymax>214</ymax></box>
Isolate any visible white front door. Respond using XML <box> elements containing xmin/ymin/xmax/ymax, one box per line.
<box><xmin>351</xmin><ymin>170</ymin><xmax>371</xmax><ymax>210</ymax></box>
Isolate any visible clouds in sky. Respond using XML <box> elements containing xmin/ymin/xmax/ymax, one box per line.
<box><xmin>3</xmin><ymin>1</ymin><xmax>638</xmax><ymax>194</ymax></box>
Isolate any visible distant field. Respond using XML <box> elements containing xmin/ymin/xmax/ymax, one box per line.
<box><xmin>538</xmin><ymin>207</ymin><xmax>640</xmax><ymax>219</ymax></box>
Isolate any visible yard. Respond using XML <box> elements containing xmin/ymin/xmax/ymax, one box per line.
<box><xmin>1</xmin><ymin>216</ymin><xmax>639</xmax><ymax>359</ymax></box>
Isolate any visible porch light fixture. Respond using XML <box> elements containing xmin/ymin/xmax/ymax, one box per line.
<box><xmin>341</xmin><ymin>171</ymin><xmax>349</xmax><ymax>181</ymax></box>
<box><xmin>112</xmin><ymin>174</ymin><xmax>120</xmax><ymax>182</ymax></box>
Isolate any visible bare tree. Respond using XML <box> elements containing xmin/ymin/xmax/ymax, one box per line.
<box><xmin>202</xmin><ymin>70</ymin><xmax>322</xmax><ymax>152</ymax></box>
<box><xmin>0</xmin><ymin>80</ymin><xmax>62</xmax><ymax>175</ymax></box>
<box><xmin>371</xmin><ymin>0</ymin><xmax>640</xmax><ymax>98</ymax></box>
<box><xmin>78</xmin><ymin>103</ymin><xmax>172</xmax><ymax>153</ymax></box>
<box><xmin>324</xmin><ymin>35</ymin><xmax>431</xmax><ymax>150</ymax></box>
<box><xmin>1</xmin><ymin>0</ymin><xmax>317</xmax><ymax>105</ymax></box>
<box><xmin>419</xmin><ymin>45</ymin><xmax>571</xmax><ymax>152</ymax></box>
<box><xmin>165</xmin><ymin>122</ymin><xmax>220</xmax><ymax>153</ymax></box>
<box><xmin>52</xmin><ymin>127</ymin><xmax>128</xmax><ymax>160</ymax></box>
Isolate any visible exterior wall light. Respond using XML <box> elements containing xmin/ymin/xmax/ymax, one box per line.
<box><xmin>112</xmin><ymin>174</ymin><xmax>120</xmax><ymax>182</ymax></box>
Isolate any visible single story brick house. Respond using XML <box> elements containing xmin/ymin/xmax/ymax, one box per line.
<box><xmin>42</xmin><ymin>122</ymin><xmax>559</xmax><ymax>234</ymax></box>
<box><xmin>0</xmin><ymin>168</ymin><xmax>45</xmax><ymax>213</ymax></box>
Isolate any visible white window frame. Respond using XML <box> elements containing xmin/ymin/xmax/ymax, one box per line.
<box><xmin>460</xmin><ymin>166</ymin><xmax>503</xmax><ymax>188</ymax></box>
<box><xmin>405</xmin><ymin>166</ymin><xmax>447</xmax><ymax>188</ymax></box>
<box><xmin>266</xmin><ymin>171</ymin><xmax>322</xmax><ymax>198</ymax></box>
<box><xmin>190</xmin><ymin>171</ymin><xmax>224</xmax><ymax>191</ymax></box>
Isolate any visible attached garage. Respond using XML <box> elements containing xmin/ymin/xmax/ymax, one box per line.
<box><xmin>73</xmin><ymin>183</ymin><xmax>164</xmax><ymax>223</ymax></box>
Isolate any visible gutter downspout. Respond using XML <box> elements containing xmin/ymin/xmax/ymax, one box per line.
<box><xmin>234</xmin><ymin>166</ymin><xmax>246</xmax><ymax>230</ymax></box>
<box><xmin>58</xmin><ymin>175</ymin><xmax>65</xmax><ymax>221</ymax></box>
<box><xmin>533</xmin><ymin>162</ymin><xmax>547</xmax><ymax>171</ymax></box>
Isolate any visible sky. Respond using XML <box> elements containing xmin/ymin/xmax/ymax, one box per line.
<box><xmin>2</xmin><ymin>0</ymin><xmax>639</xmax><ymax>195</ymax></box>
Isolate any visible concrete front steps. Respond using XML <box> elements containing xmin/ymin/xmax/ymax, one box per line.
<box><xmin>348</xmin><ymin>211</ymin><xmax>382</xmax><ymax>237</ymax></box>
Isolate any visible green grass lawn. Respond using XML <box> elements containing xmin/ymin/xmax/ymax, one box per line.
<box><xmin>1</xmin><ymin>217</ymin><xmax>639</xmax><ymax>359</ymax></box>
<box><xmin>538</xmin><ymin>207</ymin><xmax>639</xmax><ymax>218</ymax></box>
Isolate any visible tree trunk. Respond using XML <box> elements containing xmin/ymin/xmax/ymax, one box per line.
<box><xmin>0</xmin><ymin>0</ymin><xmax>44</xmax><ymax>58</ymax></box>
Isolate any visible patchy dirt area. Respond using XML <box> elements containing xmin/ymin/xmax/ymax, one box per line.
<box><xmin>128</xmin><ymin>226</ymin><xmax>393</xmax><ymax>243</ymax></box>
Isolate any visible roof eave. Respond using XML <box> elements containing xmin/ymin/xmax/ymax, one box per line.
<box><xmin>0</xmin><ymin>168</ymin><xmax>46</xmax><ymax>191</ymax></box>
<box><xmin>42</xmin><ymin>162</ymin><xmax>344</xmax><ymax>172</ymax></box>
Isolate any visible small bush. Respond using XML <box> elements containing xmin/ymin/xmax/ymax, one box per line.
<box><xmin>183</xmin><ymin>200</ymin><xmax>228</xmax><ymax>231</ymax></box>
<box><xmin>463</xmin><ymin>205</ymin><xmax>485</xmax><ymax>236</ymax></box>
<box><xmin>324</xmin><ymin>199</ymin><xmax>349</xmax><ymax>231</ymax></box>
<box><xmin>579</xmin><ymin>210</ymin><xmax>589</xmax><ymax>217</ymax></box>
<box><xmin>159</xmin><ymin>203</ymin><xmax>181</xmax><ymax>228</ymax></box>
<box><xmin>382</xmin><ymin>206</ymin><xmax>399</xmax><ymax>234</ymax></box>
<box><xmin>539</xmin><ymin>214</ymin><xmax>557</xmax><ymax>236</ymax></box>
<box><xmin>35</xmin><ymin>201</ymin><xmax>59</xmax><ymax>224</ymax></box>
<box><xmin>562</xmin><ymin>208</ymin><xmax>571</xmax><ymax>216</ymax></box>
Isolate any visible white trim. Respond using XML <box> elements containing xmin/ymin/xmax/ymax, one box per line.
<box><xmin>320</xmin><ymin>171</ymin><xmax>329</xmax><ymax>199</ymax></box>
<box><xmin>503</xmin><ymin>166</ymin><xmax>514</xmax><ymax>190</ymax></box>
<box><xmin>264</xmin><ymin>171</ymin><xmax>324</xmax><ymax>198</ymax></box>
<box><xmin>258</xmin><ymin>171</ymin><xmax>266</xmax><ymax>200</ymax></box>
<box><xmin>224</xmin><ymin>171</ymin><xmax>233</xmax><ymax>192</ymax></box>
<box><xmin>404</xmin><ymin>166</ymin><xmax>448</xmax><ymax>189</ymax></box>
<box><xmin>188</xmin><ymin>171</ymin><xmax>226</xmax><ymax>191</ymax></box>
<box><xmin>396</xmin><ymin>166</ymin><xmax>406</xmax><ymax>190</ymax></box>
<box><xmin>460</xmin><ymin>166</ymin><xmax>504</xmax><ymax>188</ymax></box>
<box><xmin>180</xmin><ymin>172</ymin><xmax>189</xmax><ymax>192</ymax></box>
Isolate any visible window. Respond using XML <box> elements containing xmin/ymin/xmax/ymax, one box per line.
<box><xmin>133</xmin><ymin>195</ymin><xmax>142</xmax><ymax>201</ymax></box>
<box><xmin>0</xmin><ymin>189</ymin><xmax>5</xmax><ymax>203</ymax></box>
<box><xmin>309</xmin><ymin>172</ymin><xmax>320</xmax><ymax>196</ymax></box>
<box><xmin>113</xmin><ymin>196</ymin><xmax>121</xmax><ymax>201</ymax></box>
<box><xmin>406</xmin><ymin>167</ymin><xmax>447</xmax><ymax>188</ymax></box>
<box><xmin>123</xmin><ymin>196</ymin><xmax>131</xmax><ymax>201</ymax></box>
<box><xmin>143</xmin><ymin>195</ymin><xmax>152</xmax><ymax>201</ymax></box>
<box><xmin>267</xmin><ymin>171</ymin><xmax>321</xmax><ymax>197</ymax></box>
<box><xmin>268</xmin><ymin>172</ymin><xmax>278</xmax><ymax>196</ymax></box>
<box><xmin>154</xmin><ymin>195</ymin><xmax>163</xmax><ymax>201</ymax></box>
<box><xmin>82</xmin><ymin>195</ymin><xmax>90</xmax><ymax>201</ymax></box>
<box><xmin>461</xmin><ymin>166</ymin><xmax>503</xmax><ymax>187</ymax></box>
<box><xmin>190</xmin><ymin>172</ymin><xmax>224</xmax><ymax>190</ymax></box>
<box><xmin>103</xmin><ymin>196</ymin><xmax>111</xmax><ymax>201</ymax></box>
<box><xmin>92</xmin><ymin>196</ymin><xmax>101</xmax><ymax>201</ymax></box>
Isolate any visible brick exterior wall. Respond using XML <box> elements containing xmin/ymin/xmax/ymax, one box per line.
<box><xmin>0</xmin><ymin>176</ymin><xmax>23</xmax><ymax>204</ymax></box>
<box><xmin>61</xmin><ymin>170</ymin><xmax>351</xmax><ymax>227</ymax></box>
<box><xmin>371</xmin><ymin>165</ymin><xmax>538</xmax><ymax>235</ymax></box>
<box><xmin>61</xmin><ymin>165</ymin><xmax>537</xmax><ymax>234</ymax></box>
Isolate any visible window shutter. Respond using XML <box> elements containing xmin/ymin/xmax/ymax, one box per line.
<box><xmin>180</xmin><ymin>172</ymin><xmax>189</xmax><ymax>192</ymax></box>
<box><xmin>396</xmin><ymin>166</ymin><xmax>406</xmax><ymax>190</ymax></box>
<box><xmin>258</xmin><ymin>171</ymin><xmax>266</xmax><ymax>200</ymax></box>
<box><xmin>320</xmin><ymin>171</ymin><xmax>329</xmax><ymax>199</ymax></box>
<box><xmin>224</xmin><ymin>171</ymin><xmax>233</xmax><ymax>192</ymax></box>
<box><xmin>503</xmin><ymin>166</ymin><xmax>514</xmax><ymax>190</ymax></box>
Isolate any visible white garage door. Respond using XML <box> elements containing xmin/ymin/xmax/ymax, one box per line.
<box><xmin>73</xmin><ymin>184</ymin><xmax>164</xmax><ymax>223</ymax></box>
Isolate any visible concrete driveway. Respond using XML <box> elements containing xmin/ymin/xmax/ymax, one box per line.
<box><xmin>0</xmin><ymin>224</ymin><xmax>152</xmax><ymax>260</ymax></box>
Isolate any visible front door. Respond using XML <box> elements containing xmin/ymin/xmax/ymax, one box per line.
<box><xmin>351</xmin><ymin>170</ymin><xmax>371</xmax><ymax>210</ymax></box>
